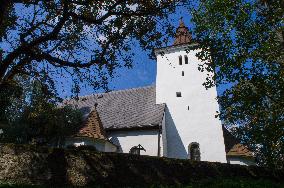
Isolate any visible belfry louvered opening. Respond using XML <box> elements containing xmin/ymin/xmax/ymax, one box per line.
<box><xmin>185</xmin><ymin>55</ymin><xmax>188</xmax><ymax>64</ymax></box>
<box><xmin>176</xmin><ymin>92</ymin><xmax>182</xmax><ymax>97</ymax></box>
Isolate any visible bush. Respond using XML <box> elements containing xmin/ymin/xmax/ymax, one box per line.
<box><xmin>76</xmin><ymin>145</ymin><xmax>97</xmax><ymax>151</ymax></box>
<box><xmin>66</xmin><ymin>144</ymin><xmax>98</xmax><ymax>152</ymax></box>
<box><xmin>66</xmin><ymin>145</ymin><xmax>76</xmax><ymax>150</ymax></box>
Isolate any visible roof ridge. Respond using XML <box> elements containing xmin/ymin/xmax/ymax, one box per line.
<box><xmin>77</xmin><ymin>85</ymin><xmax>155</xmax><ymax>99</ymax></box>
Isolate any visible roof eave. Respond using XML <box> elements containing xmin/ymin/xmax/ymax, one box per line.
<box><xmin>105</xmin><ymin>124</ymin><xmax>160</xmax><ymax>132</ymax></box>
<box><xmin>226</xmin><ymin>153</ymin><xmax>255</xmax><ymax>159</ymax></box>
<box><xmin>154</xmin><ymin>42</ymin><xmax>199</xmax><ymax>56</ymax></box>
<box><xmin>71</xmin><ymin>135</ymin><xmax>108</xmax><ymax>141</ymax></box>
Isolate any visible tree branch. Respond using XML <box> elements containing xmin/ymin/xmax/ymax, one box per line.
<box><xmin>0</xmin><ymin>0</ymin><xmax>69</xmax><ymax>82</ymax></box>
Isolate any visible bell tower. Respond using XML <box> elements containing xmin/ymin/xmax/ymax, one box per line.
<box><xmin>155</xmin><ymin>20</ymin><xmax>227</xmax><ymax>162</ymax></box>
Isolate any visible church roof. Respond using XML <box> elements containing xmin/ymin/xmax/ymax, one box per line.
<box><xmin>222</xmin><ymin>126</ymin><xmax>254</xmax><ymax>158</ymax></box>
<box><xmin>173</xmin><ymin>19</ymin><xmax>192</xmax><ymax>45</ymax></box>
<box><xmin>65</xmin><ymin>85</ymin><xmax>253</xmax><ymax>157</ymax></box>
<box><xmin>65</xmin><ymin>86</ymin><xmax>165</xmax><ymax>130</ymax></box>
<box><xmin>227</xmin><ymin>144</ymin><xmax>254</xmax><ymax>158</ymax></box>
<box><xmin>76</xmin><ymin>108</ymin><xmax>108</xmax><ymax>140</ymax></box>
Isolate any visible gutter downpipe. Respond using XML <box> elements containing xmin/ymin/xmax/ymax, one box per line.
<box><xmin>158</xmin><ymin>123</ymin><xmax>162</xmax><ymax>157</ymax></box>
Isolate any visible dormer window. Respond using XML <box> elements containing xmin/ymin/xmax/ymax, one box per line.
<box><xmin>185</xmin><ymin>55</ymin><xmax>188</xmax><ymax>64</ymax></box>
<box><xmin>179</xmin><ymin>56</ymin><xmax>182</xmax><ymax>65</ymax></box>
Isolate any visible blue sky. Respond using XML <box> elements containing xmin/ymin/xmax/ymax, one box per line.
<box><xmin>108</xmin><ymin>10</ymin><xmax>191</xmax><ymax>92</ymax></box>
<box><xmin>64</xmin><ymin>6</ymin><xmax>204</xmax><ymax>98</ymax></box>
<box><xmin>0</xmin><ymin>4</ymin><xmax>229</xmax><ymax>99</ymax></box>
<box><xmin>72</xmin><ymin>8</ymin><xmax>229</xmax><ymax>99</ymax></box>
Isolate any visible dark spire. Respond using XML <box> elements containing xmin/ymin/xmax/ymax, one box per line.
<box><xmin>173</xmin><ymin>18</ymin><xmax>192</xmax><ymax>45</ymax></box>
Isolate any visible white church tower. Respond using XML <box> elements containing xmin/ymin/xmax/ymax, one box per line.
<box><xmin>155</xmin><ymin>20</ymin><xmax>227</xmax><ymax>163</ymax></box>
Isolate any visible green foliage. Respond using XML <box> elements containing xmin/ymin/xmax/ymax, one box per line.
<box><xmin>0</xmin><ymin>80</ymin><xmax>83</xmax><ymax>146</ymax></box>
<box><xmin>190</xmin><ymin>0</ymin><xmax>284</xmax><ymax>168</ymax></box>
<box><xmin>75</xmin><ymin>145</ymin><xmax>98</xmax><ymax>151</ymax></box>
<box><xmin>0</xmin><ymin>82</ymin><xmax>22</xmax><ymax>124</ymax></box>
<box><xmin>17</xmin><ymin>103</ymin><xmax>83</xmax><ymax>146</ymax></box>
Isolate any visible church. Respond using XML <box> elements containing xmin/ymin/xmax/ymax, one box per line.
<box><xmin>64</xmin><ymin>21</ymin><xmax>255</xmax><ymax>166</ymax></box>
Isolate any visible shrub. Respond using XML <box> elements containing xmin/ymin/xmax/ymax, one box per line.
<box><xmin>76</xmin><ymin>145</ymin><xmax>97</xmax><ymax>151</ymax></box>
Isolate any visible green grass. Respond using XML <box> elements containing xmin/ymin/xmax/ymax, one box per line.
<box><xmin>1</xmin><ymin>178</ymin><xmax>283</xmax><ymax>188</ymax></box>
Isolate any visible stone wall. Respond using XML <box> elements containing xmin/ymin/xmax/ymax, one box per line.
<box><xmin>0</xmin><ymin>144</ymin><xmax>283</xmax><ymax>187</ymax></box>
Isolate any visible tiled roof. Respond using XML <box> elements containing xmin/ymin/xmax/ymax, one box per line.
<box><xmin>65</xmin><ymin>85</ymin><xmax>253</xmax><ymax>157</ymax></box>
<box><xmin>223</xmin><ymin>126</ymin><xmax>254</xmax><ymax>158</ymax></box>
<box><xmin>222</xmin><ymin>126</ymin><xmax>238</xmax><ymax>153</ymax></box>
<box><xmin>173</xmin><ymin>20</ymin><xmax>192</xmax><ymax>45</ymax></box>
<box><xmin>76</xmin><ymin>108</ymin><xmax>107</xmax><ymax>140</ymax></box>
<box><xmin>227</xmin><ymin>143</ymin><xmax>254</xmax><ymax>158</ymax></box>
<box><xmin>65</xmin><ymin>86</ymin><xmax>165</xmax><ymax>130</ymax></box>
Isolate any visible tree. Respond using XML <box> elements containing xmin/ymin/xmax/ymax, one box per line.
<box><xmin>1</xmin><ymin>0</ymin><xmax>189</xmax><ymax>147</ymax></box>
<box><xmin>0</xmin><ymin>82</ymin><xmax>22</xmax><ymax>124</ymax></box>
<box><xmin>0</xmin><ymin>80</ymin><xmax>83</xmax><ymax>146</ymax></box>
<box><xmin>189</xmin><ymin>0</ymin><xmax>283</xmax><ymax>168</ymax></box>
<box><xmin>0</xmin><ymin>0</ymin><xmax>185</xmax><ymax>94</ymax></box>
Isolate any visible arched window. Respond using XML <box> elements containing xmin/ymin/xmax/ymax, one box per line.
<box><xmin>179</xmin><ymin>56</ymin><xmax>182</xmax><ymax>65</ymax></box>
<box><xmin>188</xmin><ymin>142</ymin><xmax>201</xmax><ymax>161</ymax></box>
<box><xmin>184</xmin><ymin>55</ymin><xmax>189</xmax><ymax>64</ymax></box>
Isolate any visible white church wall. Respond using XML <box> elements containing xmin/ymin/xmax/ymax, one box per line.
<box><xmin>227</xmin><ymin>157</ymin><xmax>256</xmax><ymax>166</ymax></box>
<box><xmin>155</xmin><ymin>45</ymin><xmax>227</xmax><ymax>162</ymax></box>
<box><xmin>65</xmin><ymin>137</ymin><xmax>117</xmax><ymax>152</ymax></box>
<box><xmin>108</xmin><ymin>129</ymin><xmax>160</xmax><ymax>156</ymax></box>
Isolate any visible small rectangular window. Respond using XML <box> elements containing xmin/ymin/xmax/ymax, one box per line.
<box><xmin>182</xmin><ymin>71</ymin><xmax>184</xmax><ymax>76</ymax></box>
<box><xmin>179</xmin><ymin>56</ymin><xmax>182</xmax><ymax>65</ymax></box>
<box><xmin>176</xmin><ymin>92</ymin><xmax>182</xmax><ymax>97</ymax></box>
<box><xmin>185</xmin><ymin>55</ymin><xmax>188</xmax><ymax>64</ymax></box>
